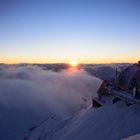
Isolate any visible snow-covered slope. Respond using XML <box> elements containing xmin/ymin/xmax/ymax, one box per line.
<box><xmin>123</xmin><ymin>133</ymin><xmax>140</xmax><ymax>140</ymax></box>
<box><xmin>23</xmin><ymin>102</ymin><xmax>140</xmax><ymax>140</ymax></box>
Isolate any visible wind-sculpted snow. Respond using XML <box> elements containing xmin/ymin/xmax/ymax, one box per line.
<box><xmin>0</xmin><ymin>65</ymin><xmax>101</xmax><ymax>140</ymax></box>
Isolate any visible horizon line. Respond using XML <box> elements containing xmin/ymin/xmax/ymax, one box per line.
<box><xmin>0</xmin><ymin>61</ymin><xmax>136</xmax><ymax>65</ymax></box>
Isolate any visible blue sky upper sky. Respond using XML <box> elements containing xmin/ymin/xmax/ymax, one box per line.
<box><xmin>0</xmin><ymin>0</ymin><xmax>140</xmax><ymax>63</ymax></box>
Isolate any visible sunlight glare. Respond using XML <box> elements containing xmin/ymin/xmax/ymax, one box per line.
<box><xmin>70</xmin><ymin>60</ymin><xmax>78</xmax><ymax>67</ymax></box>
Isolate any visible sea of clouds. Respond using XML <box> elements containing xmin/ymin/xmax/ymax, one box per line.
<box><xmin>0</xmin><ymin>65</ymin><xmax>101</xmax><ymax>140</ymax></box>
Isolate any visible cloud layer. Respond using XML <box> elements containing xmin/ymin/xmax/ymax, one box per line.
<box><xmin>0</xmin><ymin>65</ymin><xmax>101</xmax><ymax>140</ymax></box>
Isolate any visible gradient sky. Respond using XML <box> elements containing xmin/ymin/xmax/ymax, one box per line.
<box><xmin>0</xmin><ymin>0</ymin><xmax>140</xmax><ymax>64</ymax></box>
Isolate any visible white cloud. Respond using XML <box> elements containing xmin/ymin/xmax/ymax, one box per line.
<box><xmin>0</xmin><ymin>65</ymin><xmax>101</xmax><ymax>140</ymax></box>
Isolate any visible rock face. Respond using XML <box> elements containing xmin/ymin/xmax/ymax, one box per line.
<box><xmin>116</xmin><ymin>63</ymin><xmax>140</xmax><ymax>94</ymax></box>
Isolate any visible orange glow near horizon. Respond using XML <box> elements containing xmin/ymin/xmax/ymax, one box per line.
<box><xmin>66</xmin><ymin>60</ymin><xmax>80</xmax><ymax>73</ymax></box>
<box><xmin>69</xmin><ymin>60</ymin><xmax>78</xmax><ymax>67</ymax></box>
<box><xmin>0</xmin><ymin>56</ymin><xmax>139</xmax><ymax>64</ymax></box>
<box><xmin>0</xmin><ymin>59</ymin><xmax>139</xmax><ymax>64</ymax></box>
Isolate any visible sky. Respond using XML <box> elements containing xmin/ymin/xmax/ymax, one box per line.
<box><xmin>0</xmin><ymin>0</ymin><xmax>140</xmax><ymax>64</ymax></box>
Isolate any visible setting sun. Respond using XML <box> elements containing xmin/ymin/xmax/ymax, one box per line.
<box><xmin>70</xmin><ymin>60</ymin><xmax>78</xmax><ymax>67</ymax></box>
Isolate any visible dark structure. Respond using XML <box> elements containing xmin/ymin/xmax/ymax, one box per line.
<box><xmin>93</xmin><ymin>61</ymin><xmax>140</xmax><ymax>108</ymax></box>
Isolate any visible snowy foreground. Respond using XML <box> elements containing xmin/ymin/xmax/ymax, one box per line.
<box><xmin>23</xmin><ymin>103</ymin><xmax>140</xmax><ymax>140</ymax></box>
<box><xmin>0</xmin><ymin>64</ymin><xmax>140</xmax><ymax>140</ymax></box>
